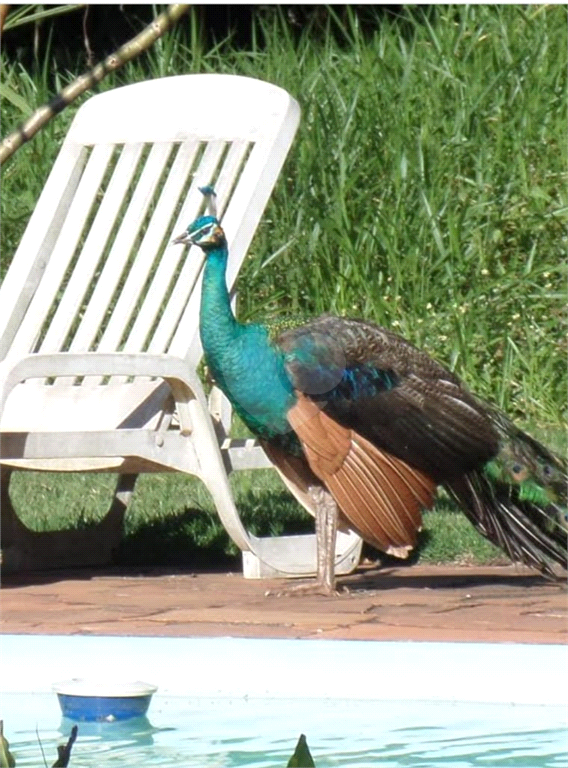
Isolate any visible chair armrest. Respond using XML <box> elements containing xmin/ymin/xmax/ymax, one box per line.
<box><xmin>0</xmin><ymin>352</ymin><xmax>206</xmax><ymax>436</ymax></box>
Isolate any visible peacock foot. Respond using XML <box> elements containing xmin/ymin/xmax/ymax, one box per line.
<box><xmin>266</xmin><ymin>579</ymin><xmax>348</xmax><ymax>598</ymax></box>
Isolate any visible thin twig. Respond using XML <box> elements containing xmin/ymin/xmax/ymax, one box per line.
<box><xmin>36</xmin><ymin>725</ymin><xmax>48</xmax><ymax>768</ymax></box>
<box><xmin>82</xmin><ymin>5</ymin><xmax>94</xmax><ymax>68</ymax></box>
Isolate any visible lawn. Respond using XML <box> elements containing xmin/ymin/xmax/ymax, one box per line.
<box><xmin>1</xmin><ymin>5</ymin><xmax>566</xmax><ymax>568</ymax></box>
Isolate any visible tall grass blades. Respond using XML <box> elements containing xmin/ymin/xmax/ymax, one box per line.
<box><xmin>243</xmin><ymin>6</ymin><xmax>567</xmax><ymax>427</ymax></box>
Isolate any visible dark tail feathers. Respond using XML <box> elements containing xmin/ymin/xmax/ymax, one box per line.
<box><xmin>446</xmin><ymin>426</ymin><xmax>567</xmax><ymax>578</ymax></box>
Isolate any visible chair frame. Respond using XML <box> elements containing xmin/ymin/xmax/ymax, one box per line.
<box><xmin>0</xmin><ymin>73</ymin><xmax>362</xmax><ymax>576</ymax></box>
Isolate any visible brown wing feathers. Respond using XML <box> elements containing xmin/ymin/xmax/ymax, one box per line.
<box><xmin>288</xmin><ymin>393</ymin><xmax>436</xmax><ymax>554</ymax></box>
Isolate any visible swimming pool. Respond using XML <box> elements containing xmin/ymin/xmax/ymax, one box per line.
<box><xmin>2</xmin><ymin>635</ymin><xmax>567</xmax><ymax>766</ymax></box>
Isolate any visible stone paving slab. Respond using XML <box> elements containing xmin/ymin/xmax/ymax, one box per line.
<box><xmin>1</xmin><ymin>564</ymin><xmax>566</xmax><ymax>643</ymax></box>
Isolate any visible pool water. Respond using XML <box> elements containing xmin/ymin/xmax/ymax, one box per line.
<box><xmin>5</xmin><ymin>693</ymin><xmax>566</xmax><ymax>767</ymax></box>
<box><xmin>2</xmin><ymin>636</ymin><xmax>567</xmax><ymax>767</ymax></box>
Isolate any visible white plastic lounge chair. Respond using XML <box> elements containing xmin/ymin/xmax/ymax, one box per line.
<box><xmin>0</xmin><ymin>73</ymin><xmax>363</xmax><ymax>576</ymax></box>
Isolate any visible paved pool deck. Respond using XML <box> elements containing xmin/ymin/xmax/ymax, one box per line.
<box><xmin>2</xmin><ymin>564</ymin><xmax>566</xmax><ymax>643</ymax></box>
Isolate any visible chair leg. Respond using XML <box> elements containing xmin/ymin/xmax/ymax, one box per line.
<box><xmin>0</xmin><ymin>469</ymin><xmax>137</xmax><ymax>573</ymax></box>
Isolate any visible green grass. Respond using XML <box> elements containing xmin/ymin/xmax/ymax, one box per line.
<box><xmin>1</xmin><ymin>5</ymin><xmax>566</xmax><ymax>568</ymax></box>
<box><xmin>242</xmin><ymin>5</ymin><xmax>567</xmax><ymax>425</ymax></box>
<box><xmin>8</xmin><ymin>467</ymin><xmax>507</xmax><ymax>568</ymax></box>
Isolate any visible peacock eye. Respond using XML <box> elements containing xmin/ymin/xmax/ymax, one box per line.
<box><xmin>512</xmin><ymin>463</ymin><xmax>522</xmax><ymax>474</ymax></box>
<box><xmin>542</xmin><ymin>464</ymin><xmax>552</xmax><ymax>477</ymax></box>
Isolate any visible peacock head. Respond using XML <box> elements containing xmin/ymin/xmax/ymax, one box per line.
<box><xmin>172</xmin><ymin>215</ymin><xmax>226</xmax><ymax>252</ymax></box>
<box><xmin>172</xmin><ymin>186</ymin><xmax>225</xmax><ymax>252</ymax></box>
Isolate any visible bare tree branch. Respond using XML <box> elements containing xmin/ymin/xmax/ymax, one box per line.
<box><xmin>0</xmin><ymin>3</ymin><xmax>189</xmax><ymax>165</ymax></box>
<box><xmin>0</xmin><ymin>5</ymin><xmax>10</xmax><ymax>38</ymax></box>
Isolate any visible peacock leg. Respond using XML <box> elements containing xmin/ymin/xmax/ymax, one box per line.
<box><xmin>270</xmin><ymin>484</ymin><xmax>340</xmax><ymax>597</ymax></box>
<box><xmin>311</xmin><ymin>485</ymin><xmax>339</xmax><ymax>595</ymax></box>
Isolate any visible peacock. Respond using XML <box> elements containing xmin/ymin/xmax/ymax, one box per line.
<box><xmin>173</xmin><ymin>192</ymin><xmax>567</xmax><ymax>594</ymax></box>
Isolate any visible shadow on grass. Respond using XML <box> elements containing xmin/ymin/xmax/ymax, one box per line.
<box><xmin>119</xmin><ymin>491</ymin><xmax>447</xmax><ymax>572</ymax></box>
<box><xmin>119</xmin><ymin>489</ymin><xmax>315</xmax><ymax>569</ymax></box>
<box><xmin>118</xmin><ymin>507</ymin><xmax>240</xmax><ymax>570</ymax></box>
<box><xmin>3</xmin><ymin>474</ymin><xmax>515</xmax><ymax>584</ymax></box>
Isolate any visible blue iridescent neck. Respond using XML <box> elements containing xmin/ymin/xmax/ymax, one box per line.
<box><xmin>199</xmin><ymin>245</ymin><xmax>239</xmax><ymax>360</ymax></box>
<box><xmin>198</xmin><ymin>242</ymin><xmax>295</xmax><ymax>439</ymax></box>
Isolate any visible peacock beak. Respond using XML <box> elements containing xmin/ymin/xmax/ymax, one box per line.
<box><xmin>172</xmin><ymin>230</ymin><xmax>191</xmax><ymax>246</ymax></box>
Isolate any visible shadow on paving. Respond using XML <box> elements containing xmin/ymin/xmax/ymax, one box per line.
<box><xmin>2</xmin><ymin>561</ymin><xmax>563</xmax><ymax>594</ymax></box>
<box><xmin>344</xmin><ymin>567</ymin><xmax>563</xmax><ymax>592</ymax></box>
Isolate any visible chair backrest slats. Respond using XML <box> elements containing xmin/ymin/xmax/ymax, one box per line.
<box><xmin>9</xmin><ymin>144</ymin><xmax>115</xmax><ymax>358</ymax></box>
<box><xmin>78</xmin><ymin>142</ymin><xmax>176</xmax><ymax>369</ymax></box>
<box><xmin>67</xmin><ymin>142</ymin><xmax>185</xmax><ymax>363</ymax></box>
<box><xmin>39</xmin><ymin>143</ymin><xmax>145</xmax><ymax>357</ymax></box>
<box><xmin>117</xmin><ymin>140</ymin><xmax>227</xmax><ymax>360</ymax></box>
<box><xmin>0</xmin><ymin>145</ymin><xmax>87</xmax><ymax>360</ymax></box>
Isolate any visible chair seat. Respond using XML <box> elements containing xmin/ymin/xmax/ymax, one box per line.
<box><xmin>0</xmin><ymin>380</ymin><xmax>169</xmax><ymax>432</ymax></box>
